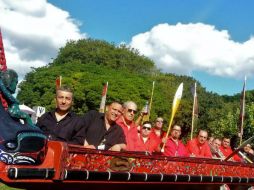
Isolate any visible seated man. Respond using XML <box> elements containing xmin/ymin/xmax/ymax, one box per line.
<box><xmin>186</xmin><ymin>129</ymin><xmax>212</xmax><ymax>158</ymax></box>
<box><xmin>219</xmin><ymin>137</ymin><xmax>241</xmax><ymax>162</ymax></box>
<box><xmin>37</xmin><ymin>86</ymin><xmax>84</xmax><ymax>145</ymax></box>
<box><xmin>208</xmin><ymin>136</ymin><xmax>214</xmax><ymax>145</ymax></box>
<box><xmin>136</xmin><ymin>121</ymin><xmax>160</xmax><ymax>153</ymax></box>
<box><xmin>150</xmin><ymin>117</ymin><xmax>165</xmax><ymax>140</ymax></box>
<box><xmin>116</xmin><ymin>101</ymin><xmax>140</xmax><ymax>151</ymax></box>
<box><xmin>80</xmin><ymin>101</ymin><xmax>126</xmax><ymax>151</ymax></box>
<box><xmin>163</xmin><ymin>124</ymin><xmax>188</xmax><ymax>157</ymax></box>
<box><xmin>209</xmin><ymin>138</ymin><xmax>224</xmax><ymax>159</ymax></box>
<box><xmin>241</xmin><ymin>144</ymin><xmax>254</xmax><ymax>163</ymax></box>
<box><xmin>243</xmin><ymin>144</ymin><xmax>254</xmax><ymax>155</ymax></box>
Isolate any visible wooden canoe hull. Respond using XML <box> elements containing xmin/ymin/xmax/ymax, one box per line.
<box><xmin>1</xmin><ymin>141</ymin><xmax>254</xmax><ymax>190</ymax></box>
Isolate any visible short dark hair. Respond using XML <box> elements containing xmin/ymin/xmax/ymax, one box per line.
<box><xmin>108</xmin><ymin>101</ymin><xmax>122</xmax><ymax>106</ymax></box>
<box><xmin>56</xmin><ymin>85</ymin><xmax>73</xmax><ymax>94</ymax></box>
<box><xmin>172</xmin><ymin>124</ymin><xmax>181</xmax><ymax>131</ymax></box>
<box><xmin>143</xmin><ymin>121</ymin><xmax>152</xmax><ymax>126</ymax></box>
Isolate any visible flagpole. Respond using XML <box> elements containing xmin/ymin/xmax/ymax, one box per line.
<box><xmin>56</xmin><ymin>76</ymin><xmax>62</xmax><ymax>89</ymax></box>
<box><xmin>191</xmin><ymin>82</ymin><xmax>197</xmax><ymax>140</ymax></box>
<box><xmin>239</xmin><ymin>76</ymin><xmax>246</xmax><ymax>145</ymax></box>
<box><xmin>161</xmin><ymin>83</ymin><xmax>183</xmax><ymax>152</ymax></box>
<box><xmin>142</xmin><ymin>81</ymin><xmax>155</xmax><ymax>122</ymax></box>
<box><xmin>148</xmin><ymin>81</ymin><xmax>155</xmax><ymax>119</ymax></box>
<box><xmin>99</xmin><ymin>82</ymin><xmax>108</xmax><ymax>113</ymax></box>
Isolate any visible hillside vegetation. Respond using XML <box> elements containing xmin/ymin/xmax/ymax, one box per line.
<box><xmin>17</xmin><ymin>39</ymin><xmax>254</xmax><ymax>143</ymax></box>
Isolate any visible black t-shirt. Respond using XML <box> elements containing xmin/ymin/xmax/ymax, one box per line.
<box><xmin>36</xmin><ymin>111</ymin><xmax>84</xmax><ymax>145</ymax></box>
<box><xmin>77</xmin><ymin>110</ymin><xmax>126</xmax><ymax>150</ymax></box>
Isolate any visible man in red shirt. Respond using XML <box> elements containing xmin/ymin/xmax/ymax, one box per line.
<box><xmin>219</xmin><ymin>137</ymin><xmax>241</xmax><ymax>162</ymax></box>
<box><xmin>116</xmin><ymin>101</ymin><xmax>139</xmax><ymax>151</ymax></box>
<box><xmin>163</xmin><ymin>125</ymin><xmax>188</xmax><ymax>157</ymax></box>
<box><xmin>186</xmin><ymin>130</ymin><xmax>212</xmax><ymax>158</ymax></box>
<box><xmin>136</xmin><ymin>121</ymin><xmax>160</xmax><ymax>153</ymax></box>
<box><xmin>150</xmin><ymin>117</ymin><xmax>165</xmax><ymax>140</ymax></box>
<box><xmin>209</xmin><ymin>138</ymin><xmax>224</xmax><ymax>159</ymax></box>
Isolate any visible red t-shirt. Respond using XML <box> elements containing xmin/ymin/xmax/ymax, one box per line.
<box><xmin>219</xmin><ymin>146</ymin><xmax>241</xmax><ymax>162</ymax></box>
<box><xmin>136</xmin><ymin>133</ymin><xmax>160</xmax><ymax>153</ymax></box>
<box><xmin>149</xmin><ymin>129</ymin><xmax>162</xmax><ymax>144</ymax></box>
<box><xmin>116</xmin><ymin>117</ymin><xmax>139</xmax><ymax>151</ymax></box>
<box><xmin>163</xmin><ymin>137</ymin><xmax>189</xmax><ymax>157</ymax></box>
<box><xmin>186</xmin><ymin>138</ymin><xmax>212</xmax><ymax>158</ymax></box>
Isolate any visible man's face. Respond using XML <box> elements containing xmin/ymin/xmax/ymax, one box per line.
<box><xmin>222</xmin><ymin>138</ymin><xmax>230</xmax><ymax>148</ymax></box>
<box><xmin>141</xmin><ymin>123</ymin><xmax>152</xmax><ymax>137</ymax></box>
<box><xmin>208</xmin><ymin>137</ymin><xmax>214</xmax><ymax>145</ymax></box>
<box><xmin>171</xmin><ymin>125</ymin><xmax>181</xmax><ymax>140</ymax></box>
<box><xmin>123</xmin><ymin>103</ymin><xmax>137</xmax><ymax>122</ymax></box>
<box><xmin>56</xmin><ymin>90</ymin><xmax>73</xmax><ymax>112</ymax></box>
<box><xmin>106</xmin><ymin>103</ymin><xmax>122</xmax><ymax>123</ymax></box>
<box><xmin>212</xmin><ymin>139</ymin><xmax>221</xmax><ymax>151</ymax></box>
<box><xmin>244</xmin><ymin>144</ymin><xmax>252</xmax><ymax>152</ymax></box>
<box><xmin>197</xmin><ymin>131</ymin><xmax>208</xmax><ymax>144</ymax></box>
<box><xmin>155</xmin><ymin>118</ymin><xmax>163</xmax><ymax>129</ymax></box>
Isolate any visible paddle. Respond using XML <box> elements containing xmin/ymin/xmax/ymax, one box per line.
<box><xmin>161</xmin><ymin>83</ymin><xmax>183</xmax><ymax>152</ymax></box>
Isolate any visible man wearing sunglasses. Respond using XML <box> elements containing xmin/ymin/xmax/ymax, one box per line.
<box><xmin>150</xmin><ymin>117</ymin><xmax>165</xmax><ymax>140</ymax></box>
<box><xmin>116</xmin><ymin>101</ymin><xmax>140</xmax><ymax>151</ymax></box>
<box><xmin>163</xmin><ymin>125</ymin><xmax>188</xmax><ymax>157</ymax></box>
<box><xmin>136</xmin><ymin>121</ymin><xmax>160</xmax><ymax>153</ymax></box>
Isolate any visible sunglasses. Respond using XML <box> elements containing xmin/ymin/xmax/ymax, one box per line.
<box><xmin>127</xmin><ymin>109</ymin><xmax>137</xmax><ymax>114</ymax></box>
<box><xmin>142</xmin><ymin>126</ymin><xmax>151</xmax><ymax>131</ymax></box>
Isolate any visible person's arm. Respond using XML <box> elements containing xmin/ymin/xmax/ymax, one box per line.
<box><xmin>186</xmin><ymin>140</ymin><xmax>196</xmax><ymax>157</ymax></box>
<box><xmin>109</xmin><ymin>143</ymin><xmax>127</xmax><ymax>151</ymax></box>
<box><xmin>69</xmin><ymin>112</ymin><xmax>93</xmax><ymax>145</ymax></box>
<box><xmin>109</xmin><ymin>124</ymin><xmax>127</xmax><ymax>151</ymax></box>
<box><xmin>70</xmin><ymin>111</ymin><xmax>97</xmax><ymax>146</ymax></box>
<box><xmin>135</xmin><ymin>105</ymin><xmax>149</xmax><ymax>126</ymax></box>
<box><xmin>204</xmin><ymin>143</ymin><xmax>213</xmax><ymax>158</ymax></box>
<box><xmin>156</xmin><ymin>137</ymin><xmax>166</xmax><ymax>152</ymax></box>
<box><xmin>83</xmin><ymin>139</ymin><xmax>96</xmax><ymax>149</ymax></box>
<box><xmin>135</xmin><ymin>112</ymin><xmax>144</xmax><ymax>126</ymax></box>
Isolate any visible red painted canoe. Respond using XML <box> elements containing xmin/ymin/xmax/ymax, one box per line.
<box><xmin>1</xmin><ymin>140</ymin><xmax>254</xmax><ymax>190</ymax></box>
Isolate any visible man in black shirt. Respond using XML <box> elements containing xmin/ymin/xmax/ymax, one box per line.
<box><xmin>80</xmin><ymin>102</ymin><xmax>127</xmax><ymax>151</ymax></box>
<box><xmin>37</xmin><ymin>86</ymin><xmax>84</xmax><ymax>145</ymax></box>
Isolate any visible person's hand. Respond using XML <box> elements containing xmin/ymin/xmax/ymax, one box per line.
<box><xmin>161</xmin><ymin>137</ymin><xmax>168</xmax><ymax>144</ymax></box>
<box><xmin>84</xmin><ymin>145</ymin><xmax>96</xmax><ymax>149</ymax></box>
<box><xmin>140</xmin><ymin>107</ymin><xmax>148</xmax><ymax>116</ymax></box>
<box><xmin>109</xmin><ymin>144</ymin><xmax>121</xmax><ymax>151</ymax></box>
<box><xmin>249</xmin><ymin>149</ymin><xmax>254</xmax><ymax>155</ymax></box>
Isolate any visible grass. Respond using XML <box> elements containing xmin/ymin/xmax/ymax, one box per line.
<box><xmin>0</xmin><ymin>183</ymin><xmax>23</xmax><ymax>190</ymax></box>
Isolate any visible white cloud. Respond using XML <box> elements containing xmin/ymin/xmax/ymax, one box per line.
<box><xmin>130</xmin><ymin>23</ymin><xmax>254</xmax><ymax>79</ymax></box>
<box><xmin>0</xmin><ymin>0</ymin><xmax>85</xmax><ymax>78</ymax></box>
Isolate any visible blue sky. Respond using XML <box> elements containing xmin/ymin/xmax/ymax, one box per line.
<box><xmin>48</xmin><ymin>0</ymin><xmax>253</xmax><ymax>43</ymax></box>
<box><xmin>48</xmin><ymin>0</ymin><xmax>254</xmax><ymax>95</ymax></box>
<box><xmin>1</xmin><ymin>0</ymin><xmax>254</xmax><ymax>95</ymax></box>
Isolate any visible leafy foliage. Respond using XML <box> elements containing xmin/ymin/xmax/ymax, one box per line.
<box><xmin>17</xmin><ymin>39</ymin><xmax>254</xmax><ymax>142</ymax></box>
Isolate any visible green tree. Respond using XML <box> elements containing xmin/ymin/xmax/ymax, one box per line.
<box><xmin>17</xmin><ymin>38</ymin><xmax>254</xmax><ymax>141</ymax></box>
